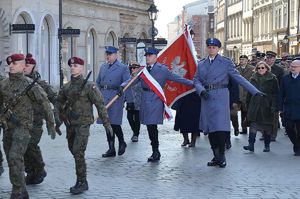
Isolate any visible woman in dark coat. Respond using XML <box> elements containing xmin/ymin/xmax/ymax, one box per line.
<box><xmin>173</xmin><ymin>92</ymin><xmax>201</xmax><ymax>147</ymax></box>
<box><xmin>243</xmin><ymin>61</ymin><xmax>279</xmax><ymax>152</ymax></box>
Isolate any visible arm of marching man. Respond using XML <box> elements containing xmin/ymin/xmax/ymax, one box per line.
<box><xmin>88</xmin><ymin>83</ymin><xmax>113</xmax><ymax>136</ymax></box>
<box><xmin>227</xmin><ymin>59</ymin><xmax>260</xmax><ymax>95</ymax></box>
<box><xmin>193</xmin><ymin>64</ymin><xmax>206</xmax><ymax>95</ymax></box>
<box><xmin>29</xmin><ymin>85</ymin><xmax>56</xmax><ymax>139</ymax></box>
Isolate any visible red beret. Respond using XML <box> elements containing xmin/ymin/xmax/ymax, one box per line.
<box><xmin>25</xmin><ymin>53</ymin><xmax>36</xmax><ymax>65</ymax></box>
<box><xmin>68</xmin><ymin>57</ymin><xmax>84</xmax><ymax>66</ymax></box>
<box><xmin>6</xmin><ymin>54</ymin><xmax>25</xmax><ymax>65</ymax></box>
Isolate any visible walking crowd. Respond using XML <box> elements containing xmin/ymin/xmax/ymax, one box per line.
<box><xmin>0</xmin><ymin>37</ymin><xmax>300</xmax><ymax>199</ymax></box>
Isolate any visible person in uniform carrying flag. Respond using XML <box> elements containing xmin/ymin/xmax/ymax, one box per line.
<box><xmin>193</xmin><ymin>38</ymin><xmax>264</xmax><ymax>168</ymax></box>
<box><xmin>141</xmin><ymin>47</ymin><xmax>194</xmax><ymax>162</ymax></box>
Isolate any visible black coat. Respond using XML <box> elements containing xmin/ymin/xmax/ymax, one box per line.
<box><xmin>278</xmin><ymin>73</ymin><xmax>300</xmax><ymax>120</ymax></box>
<box><xmin>173</xmin><ymin>92</ymin><xmax>201</xmax><ymax>133</ymax></box>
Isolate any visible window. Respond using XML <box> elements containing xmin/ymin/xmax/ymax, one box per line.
<box><xmin>15</xmin><ymin>14</ymin><xmax>30</xmax><ymax>54</ymax></box>
<box><xmin>106</xmin><ymin>31</ymin><xmax>116</xmax><ymax>46</ymax></box>
<box><xmin>87</xmin><ymin>29</ymin><xmax>95</xmax><ymax>81</ymax></box>
<box><xmin>62</xmin><ymin>27</ymin><xmax>74</xmax><ymax>82</ymax></box>
<box><xmin>41</xmin><ymin>17</ymin><xmax>51</xmax><ymax>83</ymax></box>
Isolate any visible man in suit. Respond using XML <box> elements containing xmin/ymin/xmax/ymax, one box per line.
<box><xmin>236</xmin><ymin>55</ymin><xmax>255</xmax><ymax>135</ymax></box>
<box><xmin>96</xmin><ymin>46</ymin><xmax>130</xmax><ymax>158</ymax></box>
<box><xmin>278</xmin><ymin>60</ymin><xmax>300</xmax><ymax>156</ymax></box>
<box><xmin>193</xmin><ymin>38</ymin><xmax>263</xmax><ymax>168</ymax></box>
<box><xmin>141</xmin><ymin>47</ymin><xmax>193</xmax><ymax>162</ymax></box>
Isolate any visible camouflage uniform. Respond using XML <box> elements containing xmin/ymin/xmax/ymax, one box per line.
<box><xmin>0</xmin><ymin>74</ymin><xmax>5</xmax><ymax>176</ymax></box>
<box><xmin>55</xmin><ymin>74</ymin><xmax>113</xmax><ymax>193</ymax></box>
<box><xmin>0</xmin><ymin>72</ymin><xmax>56</xmax><ymax>198</ymax></box>
<box><xmin>24</xmin><ymin>71</ymin><xmax>57</xmax><ymax>184</ymax></box>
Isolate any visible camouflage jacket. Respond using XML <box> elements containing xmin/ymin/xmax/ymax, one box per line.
<box><xmin>26</xmin><ymin>71</ymin><xmax>57</xmax><ymax>126</ymax></box>
<box><xmin>55</xmin><ymin>75</ymin><xmax>112</xmax><ymax>131</ymax></box>
<box><xmin>0</xmin><ymin>73</ymin><xmax>55</xmax><ymax>130</ymax></box>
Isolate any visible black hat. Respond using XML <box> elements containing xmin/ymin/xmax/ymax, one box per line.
<box><xmin>239</xmin><ymin>55</ymin><xmax>248</xmax><ymax>59</ymax></box>
<box><xmin>255</xmin><ymin>51</ymin><xmax>266</xmax><ymax>58</ymax></box>
<box><xmin>266</xmin><ymin>51</ymin><xmax>277</xmax><ymax>57</ymax></box>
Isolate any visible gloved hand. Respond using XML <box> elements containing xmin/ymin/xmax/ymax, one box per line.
<box><xmin>47</xmin><ymin>123</ymin><xmax>56</xmax><ymax>140</ymax></box>
<box><xmin>255</xmin><ymin>91</ymin><xmax>267</xmax><ymax>97</ymax></box>
<box><xmin>200</xmin><ymin>90</ymin><xmax>209</xmax><ymax>100</ymax></box>
<box><xmin>126</xmin><ymin>102</ymin><xmax>135</xmax><ymax>111</ymax></box>
<box><xmin>117</xmin><ymin>86</ymin><xmax>124</xmax><ymax>97</ymax></box>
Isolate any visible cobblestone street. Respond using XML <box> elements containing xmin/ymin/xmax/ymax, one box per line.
<box><xmin>1</xmin><ymin>113</ymin><xmax>300</xmax><ymax>199</ymax></box>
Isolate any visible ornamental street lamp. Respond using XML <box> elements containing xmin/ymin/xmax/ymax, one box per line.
<box><xmin>147</xmin><ymin>3</ymin><xmax>158</xmax><ymax>48</ymax></box>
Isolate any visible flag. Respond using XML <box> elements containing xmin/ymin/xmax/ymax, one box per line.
<box><xmin>157</xmin><ymin>26</ymin><xmax>197</xmax><ymax>107</ymax></box>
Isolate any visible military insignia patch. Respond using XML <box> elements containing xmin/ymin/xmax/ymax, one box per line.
<box><xmin>8</xmin><ymin>57</ymin><xmax>12</xmax><ymax>62</ymax></box>
<box><xmin>70</xmin><ymin>58</ymin><xmax>75</xmax><ymax>64</ymax></box>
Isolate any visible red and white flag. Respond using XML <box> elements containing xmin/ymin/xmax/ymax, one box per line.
<box><xmin>157</xmin><ymin>26</ymin><xmax>197</xmax><ymax>107</ymax></box>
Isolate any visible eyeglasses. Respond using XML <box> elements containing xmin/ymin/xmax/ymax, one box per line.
<box><xmin>257</xmin><ymin>67</ymin><xmax>266</xmax><ymax>70</ymax></box>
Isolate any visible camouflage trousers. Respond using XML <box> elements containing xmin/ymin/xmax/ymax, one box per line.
<box><xmin>3</xmin><ymin>126</ymin><xmax>30</xmax><ymax>190</ymax></box>
<box><xmin>24</xmin><ymin>123</ymin><xmax>45</xmax><ymax>175</ymax></box>
<box><xmin>67</xmin><ymin>124</ymin><xmax>90</xmax><ymax>182</ymax></box>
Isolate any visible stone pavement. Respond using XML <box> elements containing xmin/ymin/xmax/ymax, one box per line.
<box><xmin>1</xmin><ymin>113</ymin><xmax>300</xmax><ymax>199</ymax></box>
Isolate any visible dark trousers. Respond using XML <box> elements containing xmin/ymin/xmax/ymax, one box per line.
<box><xmin>67</xmin><ymin>124</ymin><xmax>90</xmax><ymax>182</ymax></box>
<box><xmin>110</xmin><ymin>124</ymin><xmax>125</xmax><ymax>144</ymax></box>
<box><xmin>241</xmin><ymin>110</ymin><xmax>248</xmax><ymax>130</ymax></box>
<box><xmin>208</xmin><ymin>131</ymin><xmax>228</xmax><ymax>155</ymax></box>
<box><xmin>285</xmin><ymin>120</ymin><xmax>300</xmax><ymax>153</ymax></box>
<box><xmin>147</xmin><ymin>125</ymin><xmax>159</xmax><ymax>150</ymax></box>
<box><xmin>127</xmin><ymin>110</ymin><xmax>140</xmax><ymax>136</ymax></box>
<box><xmin>271</xmin><ymin>114</ymin><xmax>279</xmax><ymax>139</ymax></box>
<box><xmin>230</xmin><ymin>108</ymin><xmax>239</xmax><ymax>131</ymax></box>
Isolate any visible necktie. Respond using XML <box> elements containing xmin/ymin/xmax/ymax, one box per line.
<box><xmin>210</xmin><ymin>59</ymin><xmax>214</xmax><ymax>64</ymax></box>
<box><xmin>147</xmin><ymin>65</ymin><xmax>152</xmax><ymax>72</ymax></box>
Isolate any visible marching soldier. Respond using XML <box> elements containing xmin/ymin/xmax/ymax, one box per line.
<box><xmin>0</xmin><ymin>54</ymin><xmax>56</xmax><ymax>199</ymax></box>
<box><xmin>236</xmin><ymin>55</ymin><xmax>255</xmax><ymax>135</ymax></box>
<box><xmin>23</xmin><ymin>53</ymin><xmax>58</xmax><ymax>185</ymax></box>
<box><xmin>141</xmin><ymin>47</ymin><xmax>193</xmax><ymax>162</ymax></box>
<box><xmin>194</xmin><ymin>38</ymin><xmax>262</xmax><ymax>168</ymax></box>
<box><xmin>54</xmin><ymin>57</ymin><xmax>113</xmax><ymax>195</ymax></box>
<box><xmin>96</xmin><ymin>46</ymin><xmax>130</xmax><ymax>157</ymax></box>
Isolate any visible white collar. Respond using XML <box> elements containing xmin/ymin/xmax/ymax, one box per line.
<box><xmin>292</xmin><ymin>73</ymin><xmax>299</xmax><ymax>79</ymax></box>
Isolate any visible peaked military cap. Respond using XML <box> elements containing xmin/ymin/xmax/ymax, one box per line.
<box><xmin>266</xmin><ymin>51</ymin><xmax>277</xmax><ymax>57</ymax></box>
<box><xmin>6</xmin><ymin>54</ymin><xmax>25</xmax><ymax>65</ymax></box>
<box><xmin>105</xmin><ymin>46</ymin><xmax>119</xmax><ymax>54</ymax></box>
<box><xmin>255</xmin><ymin>51</ymin><xmax>266</xmax><ymax>58</ymax></box>
<box><xmin>25</xmin><ymin>53</ymin><xmax>36</xmax><ymax>65</ymax></box>
<box><xmin>144</xmin><ymin>47</ymin><xmax>159</xmax><ymax>56</ymax></box>
<box><xmin>206</xmin><ymin>38</ymin><xmax>221</xmax><ymax>48</ymax></box>
<box><xmin>239</xmin><ymin>55</ymin><xmax>248</xmax><ymax>59</ymax></box>
<box><xmin>68</xmin><ymin>56</ymin><xmax>84</xmax><ymax>66</ymax></box>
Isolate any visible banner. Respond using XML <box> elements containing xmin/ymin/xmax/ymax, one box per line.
<box><xmin>157</xmin><ymin>27</ymin><xmax>197</xmax><ymax>107</ymax></box>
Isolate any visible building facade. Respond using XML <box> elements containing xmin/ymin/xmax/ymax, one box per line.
<box><xmin>214</xmin><ymin>0</ymin><xmax>226</xmax><ymax>55</ymax></box>
<box><xmin>242</xmin><ymin>0</ymin><xmax>253</xmax><ymax>56</ymax></box>
<box><xmin>0</xmin><ymin>0</ymin><xmax>152</xmax><ymax>86</ymax></box>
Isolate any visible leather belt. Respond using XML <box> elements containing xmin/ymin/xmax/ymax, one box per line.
<box><xmin>142</xmin><ymin>87</ymin><xmax>153</xmax><ymax>92</ymax></box>
<box><xmin>99</xmin><ymin>85</ymin><xmax>118</xmax><ymax>90</ymax></box>
<box><xmin>204</xmin><ymin>84</ymin><xmax>228</xmax><ymax>91</ymax></box>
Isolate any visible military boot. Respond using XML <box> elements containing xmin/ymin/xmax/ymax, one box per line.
<box><xmin>147</xmin><ymin>148</ymin><xmax>161</xmax><ymax>162</ymax></box>
<box><xmin>118</xmin><ymin>141</ymin><xmax>127</xmax><ymax>156</ymax></box>
<box><xmin>32</xmin><ymin>169</ymin><xmax>47</xmax><ymax>184</ymax></box>
<box><xmin>70</xmin><ymin>180</ymin><xmax>89</xmax><ymax>195</ymax></box>
<box><xmin>243</xmin><ymin>132</ymin><xmax>256</xmax><ymax>152</ymax></box>
<box><xmin>25</xmin><ymin>172</ymin><xmax>35</xmax><ymax>185</ymax></box>
<box><xmin>263</xmin><ymin>134</ymin><xmax>271</xmax><ymax>152</ymax></box>
<box><xmin>102</xmin><ymin>141</ymin><xmax>116</xmax><ymax>158</ymax></box>
<box><xmin>0</xmin><ymin>162</ymin><xmax>4</xmax><ymax>176</ymax></box>
<box><xmin>207</xmin><ymin>148</ymin><xmax>220</xmax><ymax>166</ymax></box>
<box><xmin>218</xmin><ymin>148</ymin><xmax>226</xmax><ymax>168</ymax></box>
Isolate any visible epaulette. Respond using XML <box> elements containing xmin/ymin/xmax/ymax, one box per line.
<box><xmin>199</xmin><ymin>58</ymin><xmax>205</xmax><ymax>62</ymax></box>
<box><xmin>222</xmin><ymin>56</ymin><xmax>231</xmax><ymax>60</ymax></box>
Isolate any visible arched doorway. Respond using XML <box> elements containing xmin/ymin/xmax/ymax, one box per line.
<box><xmin>87</xmin><ymin>28</ymin><xmax>96</xmax><ymax>80</ymax></box>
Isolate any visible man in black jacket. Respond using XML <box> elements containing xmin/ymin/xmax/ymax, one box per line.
<box><xmin>278</xmin><ymin>60</ymin><xmax>300</xmax><ymax>156</ymax></box>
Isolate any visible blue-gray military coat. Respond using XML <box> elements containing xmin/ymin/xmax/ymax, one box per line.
<box><xmin>96</xmin><ymin>60</ymin><xmax>130</xmax><ymax>125</ymax></box>
<box><xmin>193</xmin><ymin>54</ymin><xmax>259</xmax><ymax>133</ymax></box>
<box><xmin>140</xmin><ymin>62</ymin><xmax>193</xmax><ymax>125</ymax></box>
